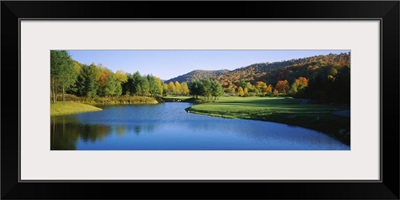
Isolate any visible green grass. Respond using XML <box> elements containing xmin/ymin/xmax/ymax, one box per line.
<box><xmin>161</xmin><ymin>95</ymin><xmax>193</xmax><ymax>102</ymax></box>
<box><xmin>163</xmin><ymin>95</ymin><xmax>192</xmax><ymax>100</ymax></box>
<box><xmin>186</xmin><ymin>96</ymin><xmax>350</xmax><ymax>145</ymax></box>
<box><xmin>51</xmin><ymin>101</ymin><xmax>102</xmax><ymax>116</ymax></box>
<box><xmin>52</xmin><ymin>94</ymin><xmax>159</xmax><ymax>105</ymax></box>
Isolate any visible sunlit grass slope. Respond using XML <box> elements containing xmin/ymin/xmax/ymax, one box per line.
<box><xmin>51</xmin><ymin>101</ymin><xmax>102</xmax><ymax>116</ymax></box>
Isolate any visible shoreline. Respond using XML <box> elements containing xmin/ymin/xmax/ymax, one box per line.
<box><xmin>50</xmin><ymin>96</ymin><xmax>163</xmax><ymax>116</ymax></box>
<box><xmin>50</xmin><ymin>102</ymin><xmax>102</xmax><ymax>117</ymax></box>
<box><xmin>185</xmin><ymin>100</ymin><xmax>350</xmax><ymax>146</ymax></box>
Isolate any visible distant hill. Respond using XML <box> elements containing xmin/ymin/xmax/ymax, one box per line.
<box><xmin>165</xmin><ymin>69</ymin><xmax>229</xmax><ymax>83</ymax></box>
<box><xmin>165</xmin><ymin>53</ymin><xmax>350</xmax><ymax>87</ymax></box>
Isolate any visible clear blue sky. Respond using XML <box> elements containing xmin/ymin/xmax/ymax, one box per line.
<box><xmin>69</xmin><ymin>50</ymin><xmax>350</xmax><ymax>80</ymax></box>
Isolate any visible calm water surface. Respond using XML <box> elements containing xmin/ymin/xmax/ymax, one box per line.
<box><xmin>51</xmin><ymin>102</ymin><xmax>349</xmax><ymax>150</ymax></box>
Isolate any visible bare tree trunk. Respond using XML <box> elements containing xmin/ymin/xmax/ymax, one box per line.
<box><xmin>55</xmin><ymin>87</ymin><xmax>58</xmax><ymax>102</ymax></box>
<box><xmin>52</xmin><ymin>83</ymin><xmax>54</xmax><ymax>103</ymax></box>
<box><xmin>52</xmin><ymin>79</ymin><xmax>56</xmax><ymax>103</ymax></box>
<box><xmin>62</xmin><ymin>86</ymin><xmax>65</xmax><ymax>102</ymax></box>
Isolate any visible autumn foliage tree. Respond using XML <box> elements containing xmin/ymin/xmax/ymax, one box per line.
<box><xmin>275</xmin><ymin>80</ymin><xmax>290</xmax><ymax>95</ymax></box>
<box><xmin>237</xmin><ymin>87</ymin><xmax>244</xmax><ymax>97</ymax></box>
<box><xmin>273</xmin><ymin>89</ymin><xmax>279</xmax><ymax>96</ymax></box>
<box><xmin>163</xmin><ymin>81</ymin><xmax>190</xmax><ymax>96</ymax></box>
<box><xmin>264</xmin><ymin>84</ymin><xmax>273</xmax><ymax>95</ymax></box>
<box><xmin>256</xmin><ymin>81</ymin><xmax>273</xmax><ymax>96</ymax></box>
<box><xmin>181</xmin><ymin>82</ymin><xmax>190</xmax><ymax>96</ymax></box>
<box><xmin>289</xmin><ymin>77</ymin><xmax>309</xmax><ymax>96</ymax></box>
<box><xmin>168</xmin><ymin>81</ymin><xmax>176</xmax><ymax>94</ymax></box>
<box><xmin>174</xmin><ymin>81</ymin><xmax>182</xmax><ymax>95</ymax></box>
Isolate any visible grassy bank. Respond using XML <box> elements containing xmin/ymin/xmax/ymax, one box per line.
<box><xmin>161</xmin><ymin>95</ymin><xmax>191</xmax><ymax>102</ymax></box>
<box><xmin>161</xmin><ymin>95</ymin><xmax>208</xmax><ymax>103</ymax></box>
<box><xmin>51</xmin><ymin>101</ymin><xmax>102</xmax><ymax>116</ymax></box>
<box><xmin>52</xmin><ymin>94</ymin><xmax>159</xmax><ymax>105</ymax></box>
<box><xmin>185</xmin><ymin>96</ymin><xmax>350</xmax><ymax>145</ymax></box>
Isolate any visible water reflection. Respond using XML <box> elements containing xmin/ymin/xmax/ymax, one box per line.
<box><xmin>115</xmin><ymin>125</ymin><xmax>127</xmax><ymax>137</ymax></box>
<box><xmin>51</xmin><ymin>117</ymin><xmax>112</xmax><ymax>149</ymax></box>
<box><xmin>51</xmin><ymin>117</ymin><xmax>159</xmax><ymax>150</ymax></box>
<box><xmin>51</xmin><ymin>103</ymin><xmax>350</xmax><ymax>150</ymax></box>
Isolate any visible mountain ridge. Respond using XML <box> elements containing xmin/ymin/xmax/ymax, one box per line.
<box><xmin>165</xmin><ymin>53</ymin><xmax>350</xmax><ymax>86</ymax></box>
<box><xmin>165</xmin><ymin>69</ymin><xmax>230</xmax><ymax>83</ymax></box>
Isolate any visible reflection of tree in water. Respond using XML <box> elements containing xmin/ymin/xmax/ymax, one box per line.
<box><xmin>109</xmin><ymin>124</ymin><xmax>157</xmax><ymax>137</ymax></box>
<box><xmin>51</xmin><ymin>116</ymin><xmax>112</xmax><ymax>150</ymax></box>
<box><xmin>51</xmin><ymin>117</ymin><xmax>80</xmax><ymax>150</ymax></box>
<box><xmin>51</xmin><ymin>113</ymin><xmax>282</xmax><ymax>150</ymax></box>
<box><xmin>79</xmin><ymin>125</ymin><xmax>111</xmax><ymax>143</ymax></box>
<box><xmin>127</xmin><ymin>124</ymin><xmax>157</xmax><ymax>135</ymax></box>
<box><xmin>115</xmin><ymin>125</ymin><xmax>127</xmax><ymax>137</ymax></box>
<box><xmin>51</xmin><ymin>115</ymin><xmax>161</xmax><ymax>150</ymax></box>
<box><xmin>134</xmin><ymin>126</ymin><xmax>141</xmax><ymax>135</ymax></box>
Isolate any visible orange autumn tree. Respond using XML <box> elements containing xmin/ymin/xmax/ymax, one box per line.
<box><xmin>256</xmin><ymin>81</ymin><xmax>273</xmax><ymax>96</ymax></box>
<box><xmin>263</xmin><ymin>84</ymin><xmax>273</xmax><ymax>96</ymax></box>
<box><xmin>256</xmin><ymin>81</ymin><xmax>266</xmax><ymax>96</ymax></box>
<box><xmin>95</xmin><ymin>65</ymin><xmax>110</xmax><ymax>88</ymax></box>
<box><xmin>256</xmin><ymin>81</ymin><xmax>266</xmax><ymax>89</ymax></box>
<box><xmin>289</xmin><ymin>77</ymin><xmax>309</xmax><ymax>95</ymax></box>
<box><xmin>273</xmin><ymin>89</ymin><xmax>279</xmax><ymax>96</ymax></box>
<box><xmin>275</xmin><ymin>80</ymin><xmax>290</xmax><ymax>95</ymax></box>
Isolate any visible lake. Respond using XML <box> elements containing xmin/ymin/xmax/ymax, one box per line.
<box><xmin>51</xmin><ymin>102</ymin><xmax>350</xmax><ymax>150</ymax></box>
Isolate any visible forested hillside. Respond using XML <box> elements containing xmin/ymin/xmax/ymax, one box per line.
<box><xmin>166</xmin><ymin>69</ymin><xmax>229</xmax><ymax>83</ymax></box>
<box><xmin>166</xmin><ymin>53</ymin><xmax>350</xmax><ymax>103</ymax></box>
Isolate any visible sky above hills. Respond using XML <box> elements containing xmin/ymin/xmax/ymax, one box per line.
<box><xmin>69</xmin><ymin>50</ymin><xmax>350</xmax><ymax>80</ymax></box>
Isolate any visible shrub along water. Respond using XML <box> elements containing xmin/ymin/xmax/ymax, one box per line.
<box><xmin>51</xmin><ymin>94</ymin><xmax>159</xmax><ymax>105</ymax></box>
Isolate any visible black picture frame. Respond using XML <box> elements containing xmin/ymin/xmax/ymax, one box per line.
<box><xmin>2</xmin><ymin>1</ymin><xmax>399</xmax><ymax>199</ymax></box>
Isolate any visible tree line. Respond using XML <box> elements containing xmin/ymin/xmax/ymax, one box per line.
<box><xmin>50</xmin><ymin>50</ymin><xmax>225</xmax><ymax>102</ymax></box>
<box><xmin>217</xmin><ymin>53</ymin><xmax>350</xmax><ymax>103</ymax></box>
<box><xmin>219</xmin><ymin>64</ymin><xmax>349</xmax><ymax>104</ymax></box>
<box><xmin>188</xmin><ymin>79</ymin><xmax>224</xmax><ymax>100</ymax></box>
